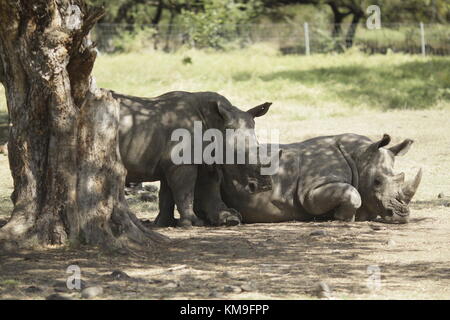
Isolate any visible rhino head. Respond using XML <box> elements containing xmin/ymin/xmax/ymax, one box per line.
<box><xmin>356</xmin><ymin>134</ymin><xmax>422</xmax><ymax>224</ymax></box>
<box><xmin>216</xmin><ymin>101</ymin><xmax>273</xmax><ymax>193</ymax></box>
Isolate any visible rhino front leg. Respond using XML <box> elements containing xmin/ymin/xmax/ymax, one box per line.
<box><xmin>165</xmin><ymin>165</ymin><xmax>205</xmax><ymax>227</ymax></box>
<box><xmin>194</xmin><ymin>166</ymin><xmax>242</xmax><ymax>226</ymax></box>
<box><xmin>154</xmin><ymin>178</ymin><xmax>177</xmax><ymax>227</ymax></box>
<box><xmin>303</xmin><ymin>183</ymin><xmax>362</xmax><ymax>222</ymax></box>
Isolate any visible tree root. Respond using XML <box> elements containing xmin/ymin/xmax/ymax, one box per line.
<box><xmin>0</xmin><ymin>205</ymin><xmax>171</xmax><ymax>254</ymax></box>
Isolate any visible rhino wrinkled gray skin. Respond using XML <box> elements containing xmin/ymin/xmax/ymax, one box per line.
<box><xmin>115</xmin><ymin>90</ymin><xmax>272</xmax><ymax>227</ymax></box>
<box><xmin>207</xmin><ymin>133</ymin><xmax>422</xmax><ymax>224</ymax></box>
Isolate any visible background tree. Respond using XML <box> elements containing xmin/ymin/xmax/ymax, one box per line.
<box><xmin>262</xmin><ymin>0</ymin><xmax>365</xmax><ymax>47</ymax></box>
<box><xmin>85</xmin><ymin>0</ymin><xmax>450</xmax><ymax>52</ymax></box>
<box><xmin>88</xmin><ymin>0</ymin><xmax>450</xmax><ymax>27</ymax></box>
<box><xmin>0</xmin><ymin>0</ymin><xmax>168</xmax><ymax>249</ymax></box>
<box><xmin>180</xmin><ymin>0</ymin><xmax>263</xmax><ymax>49</ymax></box>
<box><xmin>258</xmin><ymin>0</ymin><xmax>450</xmax><ymax>48</ymax></box>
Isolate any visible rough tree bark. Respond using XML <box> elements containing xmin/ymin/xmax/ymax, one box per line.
<box><xmin>0</xmin><ymin>0</ymin><xmax>168</xmax><ymax>249</ymax></box>
<box><xmin>345</xmin><ymin>11</ymin><xmax>363</xmax><ymax>48</ymax></box>
<box><xmin>326</xmin><ymin>1</ymin><xmax>351</xmax><ymax>38</ymax></box>
<box><xmin>152</xmin><ymin>0</ymin><xmax>164</xmax><ymax>26</ymax></box>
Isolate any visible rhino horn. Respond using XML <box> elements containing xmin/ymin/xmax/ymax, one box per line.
<box><xmin>402</xmin><ymin>168</ymin><xmax>423</xmax><ymax>204</ymax></box>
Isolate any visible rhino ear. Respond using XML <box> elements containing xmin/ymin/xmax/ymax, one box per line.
<box><xmin>216</xmin><ymin>101</ymin><xmax>234</xmax><ymax>123</ymax></box>
<box><xmin>367</xmin><ymin>134</ymin><xmax>391</xmax><ymax>154</ymax></box>
<box><xmin>376</xmin><ymin>134</ymin><xmax>391</xmax><ymax>148</ymax></box>
<box><xmin>388</xmin><ymin>139</ymin><xmax>414</xmax><ymax>156</ymax></box>
<box><xmin>247</xmin><ymin>102</ymin><xmax>272</xmax><ymax>118</ymax></box>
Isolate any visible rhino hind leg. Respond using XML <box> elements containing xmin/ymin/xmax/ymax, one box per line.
<box><xmin>154</xmin><ymin>178</ymin><xmax>177</xmax><ymax>227</ymax></box>
<box><xmin>165</xmin><ymin>165</ymin><xmax>205</xmax><ymax>227</ymax></box>
<box><xmin>303</xmin><ymin>182</ymin><xmax>362</xmax><ymax>222</ymax></box>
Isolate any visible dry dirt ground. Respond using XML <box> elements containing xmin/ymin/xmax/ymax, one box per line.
<box><xmin>0</xmin><ymin>110</ymin><xmax>449</xmax><ymax>300</ymax></box>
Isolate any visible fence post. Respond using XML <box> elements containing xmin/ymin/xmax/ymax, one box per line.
<box><xmin>420</xmin><ymin>22</ymin><xmax>426</xmax><ymax>56</ymax></box>
<box><xmin>304</xmin><ymin>22</ymin><xmax>310</xmax><ymax>56</ymax></box>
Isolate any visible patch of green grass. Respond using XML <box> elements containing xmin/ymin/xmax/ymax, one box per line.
<box><xmin>92</xmin><ymin>49</ymin><xmax>450</xmax><ymax>118</ymax></box>
<box><xmin>259</xmin><ymin>57</ymin><xmax>450</xmax><ymax>110</ymax></box>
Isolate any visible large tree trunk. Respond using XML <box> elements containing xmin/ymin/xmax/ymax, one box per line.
<box><xmin>0</xmin><ymin>0</ymin><xmax>168</xmax><ymax>249</ymax></box>
<box><xmin>152</xmin><ymin>0</ymin><xmax>164</xmax><ymax>26</ymax></box>
<box><xmin>327</xmin><ymin>1</ymin><xmax>350</xmax><ymax>39</ymax></box>
<box><xmin>345</xmin><ymin>12</ymin><xmax>363</xmax><ymax>48</ymax></box>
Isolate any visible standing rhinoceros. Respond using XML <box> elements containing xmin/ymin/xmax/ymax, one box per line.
<box><xmin>202</xmin><ymin>133</ymin><xmax>422</xmax><ymax>224</ymax></box>
<box><xmin>114</xmin><ymin>90</ymin><xmax>272</xmax><ymax>227</ymax></box>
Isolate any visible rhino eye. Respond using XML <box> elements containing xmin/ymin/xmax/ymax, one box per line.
<box><xmin>374</xmin><ymin>177</ymin><xmax>382</xmax><ymax>187</ymax></box>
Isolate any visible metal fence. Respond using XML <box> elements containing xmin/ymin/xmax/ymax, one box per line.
<box><xmin>92</xmin><ymin>23</ymin><xmax>450</xmax><ymax>55</ymax></box>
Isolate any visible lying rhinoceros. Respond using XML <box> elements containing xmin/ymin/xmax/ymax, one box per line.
<box><xmin>199</xmin><ymin>133</ymin><xmax>422</xmax><ymax>224</ymax></box>
<box><xmin>114</xmin><ymin>90</ymin><xmax>272</xmax><ymax>227</ymax></box>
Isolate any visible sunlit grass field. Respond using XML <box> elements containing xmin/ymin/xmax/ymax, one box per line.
<box><xmin>92</xmin><ymin>48</ymin><xmax>450</xmax><ymax>116</ymax></box>
<box><xmin>1</xmin><ymin>49</ymin><xmax>449</xmax><ymax>118</ymax></box>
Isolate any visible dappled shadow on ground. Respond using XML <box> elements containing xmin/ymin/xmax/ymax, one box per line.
<box><xmin>253</xmin><ymin>59</ymin><xmax>450</xmax><ymax>110</ymax></box>
<box><xmin>383</xmin><ymin>261</ymin><xmax>450</xmax><ymax>282</ymax></box>
<box><xmin>0</xmin><ymin>207</ymin><xmax>448</xmax><ymax>299</ymax></box>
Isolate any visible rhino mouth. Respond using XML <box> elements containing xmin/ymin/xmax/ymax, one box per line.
<box><xmin>382</xmin><ymin>198</ymin><xmax>410</xmax><ymax>223</ymax></box>
<box><xmin>385</xmin><ymin>196</ymin><xmax>408</xmax><ymax>214</ymax></box>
